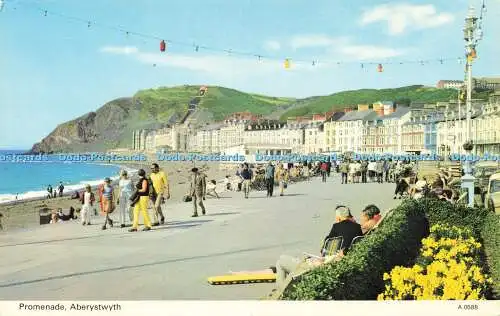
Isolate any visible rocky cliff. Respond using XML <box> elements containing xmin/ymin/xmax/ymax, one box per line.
<box><xmin>30</xmin><ymin>98</ymin><xmax>158</xmax><ymax>153</ymax></box>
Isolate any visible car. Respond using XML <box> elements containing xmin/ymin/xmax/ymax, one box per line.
<box><xmin>485</xmin><ymin>172</ymin><xmax>500</xmax><ymax>214</ymax></box>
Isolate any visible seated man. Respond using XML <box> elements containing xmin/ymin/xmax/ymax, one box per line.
<box><xmin>359</xmin><ymin>204</ymin><xmax>382</xmax><ymax>234</ymax></box>
<box><xmin>323</xmin><ymin>205</ymin><xmax>363</xmax><ymax>254</ymax></box>
<box><xmin>273</xmin><ymin>206</ymin><xmax>362</xmax><ymax>290</ymax></box>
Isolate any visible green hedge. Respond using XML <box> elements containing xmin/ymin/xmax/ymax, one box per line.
<box><xmin>281</xmin><ymin>198</ymin><xmax>500</xmax><ymax>300</ymax></box>
<box><xmin>422</xmin><ymin>198</ymin><xmax>500</xmax><ymax>298</ymax></box>
<box><xmin>281</xmin><ymin>200</ymin><xmax>430</xmax><ymax>300</ymax></box>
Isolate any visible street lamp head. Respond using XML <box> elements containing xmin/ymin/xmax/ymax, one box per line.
<box><xmin>466</xmin><ymin>6</ymin><xmax>477</xmax><ymax>19</ymax></box>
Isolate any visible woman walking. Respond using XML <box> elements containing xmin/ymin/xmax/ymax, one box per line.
<box><xmin>101</xmin><ymin>177</ymin><xmax>115</xmax><ymax>230</ymax></box>
<box><xmin>118</xmin><ymin>170</ymin><xmax>133</xmax><ymax>228</ymax></box>
<box><xmin>276</xmin><ymin>163</ymin><xmax>289</xmax><ymax>196</ymax></box>
<box><xmin>80</xmin><ymin>184</ymin><xmax>95</xmax><ymax>225</ymax></box>
<box><xmin>129</xmin><ymin>169</ymin><xmax>153</xmax><ymax>232</ymax></box>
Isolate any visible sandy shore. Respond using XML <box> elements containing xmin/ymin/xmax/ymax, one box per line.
<box><xmin>0</xmin><ymin>161</ymin><xmax>237</xmax><ymax>231</ymax></box>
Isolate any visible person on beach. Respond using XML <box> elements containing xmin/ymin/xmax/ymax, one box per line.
<box><xmin>265</xmin><ymin>162</ymin><xmax>275</xmax><ymax>197</ymax></box>
<box><xmin>0</xmin><ymin>213</ymin><xmax>3</xmax><ymax>230</ymax></box>
<box><xmin>129</xmin><ymin>169</ymin><xmax>153</xmax><ymax>232</ymax></box>
<box><xmin>80</xmin><ymin>184</ymin><xmax>95</xmax><ymax>225</ymax></box>
<box><xmin>276</xmin><ymin>163</ymin><xmax>289</xmax><ymax>196</ymax></box>
<box><xmin>58</xmin><ymin>182</ymin><xmax>65</xmax><ymax>197</ymax></box>
<box><xmin>240</xmin><ymin>163</ymin><xmax>253</xmax><ymax>199</ymax></box>
<box><xmin>52</xmin><ymin>207</ymin><xmax>77</xmax><ymax>223</ymax></box>
<box><xmin>189</xmin><ymin>167</ymin><xmax>207</xmax><ymax>217</ymax></box>
<box><xmin>101</xmin><ymin>177</ymin><xmax>115</xmax><ymax>230</ymax></box>
<box><xmin>206</xmin><ymin>180</ymin><xmax>220</xmax><ymax>198</ymax></box>
<box><xmin>46</xmin><ymin>184</ymin><xmax>53</xmax><ymax>199</ymax></box>
<box><xmin>52</xmin><ymin>185</ymin><xmax>57</xmax><ymax>198</ymax></box>
<box><xmin>117</xmin><ymin>170</ymin><xmax>133</xmax><ymax>228</ymax></box>
<box><xmin>150</xmin><ymin>163</ymin><xmax>170</xmax><ymax>226</ymax></box>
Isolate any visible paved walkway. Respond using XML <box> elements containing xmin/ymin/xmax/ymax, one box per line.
<box><xmin>0</xmin><ymin>175</ymin><xmax>400</xmax><ymax>300</ymax></box>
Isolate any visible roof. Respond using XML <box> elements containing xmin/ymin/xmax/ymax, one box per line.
<box><xmin>338</xmin><ymin>110</ymin><xmax>378</xmax><ymax>121</ymax></box>
<box><xmin>381</xmin><ymin>106</ymin><xmax>411</xmax><ymax>120</ymax></box>
<box><xmin>326</xmin><ymin>112</ymin><xmax>346</xmax><ymax>122</ymax></box>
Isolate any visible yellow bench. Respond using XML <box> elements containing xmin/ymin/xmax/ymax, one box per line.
<box><xmin>207</xmin><ymin>273</ymin><xmax>276</xmax><ymax>285</ymax></box>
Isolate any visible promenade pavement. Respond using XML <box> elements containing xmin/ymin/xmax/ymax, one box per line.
<box><xmin>0</xmin><ymin>175</ymin><xmax>400</xmax><ymax>300</ymax></box>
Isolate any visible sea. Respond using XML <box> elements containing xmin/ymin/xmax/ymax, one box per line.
<box><xmin>0</xmin><ymin>150</ymin><xmax>135</xmax><ymax>204</ymax></box>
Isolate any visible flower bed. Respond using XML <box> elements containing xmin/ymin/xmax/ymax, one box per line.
<box><xmin>281</xmin><ymin>201</ymin><xmax>430</xmax><ymax>300</ymax></box>
<box><xmin>378</xmin><ymin>224</ymin><xmax>493</xmax><ymax>300</ymax></box>
<box><xmin>280</xmin><ymin>199</ymin><xmax>499</xmax><ymax>300</ymax></box>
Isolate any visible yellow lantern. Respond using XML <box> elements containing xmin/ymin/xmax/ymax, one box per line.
<box><xmin>284</xmin><ymin>58</ymin><xmax>291</xmax><ymax>69</ymax></box>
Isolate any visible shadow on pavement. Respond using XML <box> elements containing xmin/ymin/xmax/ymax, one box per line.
<box><xmin>167</xmin><ymin>220</ymin><xmax>212</xmax><ymax>226</ymax></box>
<box><xmin>205</xmin><ymin>212</ymin><xmax>240</xmax><ymax>217</ymax></box>
<box><xmin>0</xmin><ymin>240</ymin><xmax>306</xmax><ymax>289</ymax></box>
<box><xmin>153</xmin><ymin>223</ymin><xmax>207</xmax><ymax>231</ymax></box>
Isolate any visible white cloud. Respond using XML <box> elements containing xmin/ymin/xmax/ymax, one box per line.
<box><xmin>286</xmin><ymin>35</ymin><xmax>404</xmax><ymax>60</ymax></box>
<box><xmin>99</xmin><ymin>45</ymin><xmax>323</xmax><ymax>79</ymax></box>
<box><xmin>264</xmin><ymin>40</ymin><xmax>281</xmax><ymax>51</ymax></box>
<box><xmin>337</xmin><ymin>45</ymin><xmax>404</xmax><ymax>60</ymax></box>
<box><xmin>360</xmin><ymin>4</ymin><xmax>454</xmax><ymax>35</ymax></box>
<box><xmin>100</xmin><ymin>46</ymin><xmax>139</xmax><ymax>55</ymax></box>
<box><xmin>290</xmin><ymin>34</ymin><xmax>345</xmax><ymax>49</ymax></box>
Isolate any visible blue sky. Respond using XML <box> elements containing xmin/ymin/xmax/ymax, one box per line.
<box><xmin>0</xmin><ymin>0</ymin><xmax>499</xmax><ymax>149</ymax></box>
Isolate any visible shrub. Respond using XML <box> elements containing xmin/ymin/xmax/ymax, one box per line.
<box><xmin>281</xmin><ymin>200</ymin><xmax>429</xmax><ymax>300</ymax></box>
<box><xmin>378</xmin><ymin>224</ymin><xmax>493</xmax><ymax>300</ymax></box>
<box><xmin>481</xmin><ymin>212</ymin><xmax>500</xmax><ymax>296</ymax></box>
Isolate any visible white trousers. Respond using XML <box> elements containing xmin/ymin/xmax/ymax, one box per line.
<box><xmin>119</xmin><ymin>191</ymin><xmax>132</xmax><ymax>225</ymax></box>
<box><xmin>81</xmin><ymin>204</ymin><xmax>92</xmax><ymax>224</ymax></box>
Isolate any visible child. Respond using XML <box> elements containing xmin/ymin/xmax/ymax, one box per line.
<box><xmin>206</xmin><ymin>180</ymin><xmax>219</xmax><ymax>199</ymax></box>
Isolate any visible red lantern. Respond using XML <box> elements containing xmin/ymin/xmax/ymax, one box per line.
<box><xmin>160</xmin><ymin>40</ymin><xmax>166</xmax><ymax>52</ymax></box>
<box><xmin>377</xmin><ymin>64</ymin><xmax>384</xmax><ymax>72</ymax></box>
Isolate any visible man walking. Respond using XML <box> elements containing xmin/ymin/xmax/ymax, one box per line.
<box><xmin>241</xmin><ymin>163</ymin><xmax>253</xmax><ymax>198</ymax></box>
<box><xmin>320</xmin><ymin>161</ymin><xmax>328</xmax><ymax>182</ymax></box>
<box><xmin>265</xmin><ymin>162</ymin><xmax>275</xmax><ymax>197</ymax></box>
<box><xmin>360</xmin><ymin>160</ymin><xmax>368</xmax><ymax>183</ymax></box>
<box><xmin>340</xmin><ymin>160</ymin><xmax>349</xmax><ymax>184</ymax></box>
<box><xmin>150</xmin><ymin>163</ymin><xmax>170</xmax><ymax>226</ymax></box>
<box><xmin>190</xmin><ymin>167</ymin><xmax>206</xmax><ymax>217</ymax></box>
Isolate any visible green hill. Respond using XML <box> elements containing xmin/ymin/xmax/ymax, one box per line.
<box><xmin>278</xmin><ymin>86</ymin><xmax>459</xmax><ymax>120</ymax></box>
<box><xmin>30</xmin><ymin>85</ymin><xmax>475</xmax><ymax>153</ymax></box>
<box><xmin>135</xmin><ymin>85</ymin><xmax>296</xmax><ymax>122</ymax></box>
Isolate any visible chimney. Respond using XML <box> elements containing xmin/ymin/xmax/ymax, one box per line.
<box><xmin>357</xmin><ymin>104</ymin><xmax>369</xmax><ymax>112</ymax></box>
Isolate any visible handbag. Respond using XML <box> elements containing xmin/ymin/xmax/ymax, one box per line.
<box><xmin>183</xmin><ymin>195</ymin><xmax>192</xmax><ymax>202</ymax></box>
<box><xmin>284</xmin><ymin>183</ymin><xmax>288</xmax><ymax>189</ymax></box>
<box><xmin>129</xmin><ymin>191</ymin><xmax>140</xmax><ymax>207</ymax></box>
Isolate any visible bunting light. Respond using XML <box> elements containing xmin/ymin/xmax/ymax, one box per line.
<box><xmin>284</xmin><ymin>58</ymin><xmax>291</xmax><ymax>69</ymax></box>
<box><xmin>5</xmin><ymin>0</ymin><xmax>477</xmax><ymax>72</ymax></box>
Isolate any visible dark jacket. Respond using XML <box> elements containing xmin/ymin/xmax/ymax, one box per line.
<box><xmin>324</xmin><ymin>220</ymin><xmax>363</xmax><ymax>253</ymax></box>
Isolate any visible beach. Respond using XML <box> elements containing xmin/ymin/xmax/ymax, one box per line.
<box><xmin>0</xmin><ymin>161</ymin><xmax>235</xmax><ymax>231</ymax></box>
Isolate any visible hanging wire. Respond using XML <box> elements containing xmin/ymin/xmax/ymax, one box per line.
<box><xmin>6</xmin><ymin>0</ymin><xmax>467</xmax><ymax>68</ymax></box>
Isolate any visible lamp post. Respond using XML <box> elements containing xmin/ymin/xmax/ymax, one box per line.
<box><xmin>461</xmin><ymin>4</ymin><xmax>485</xmax><ymax>207</ymax></box>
